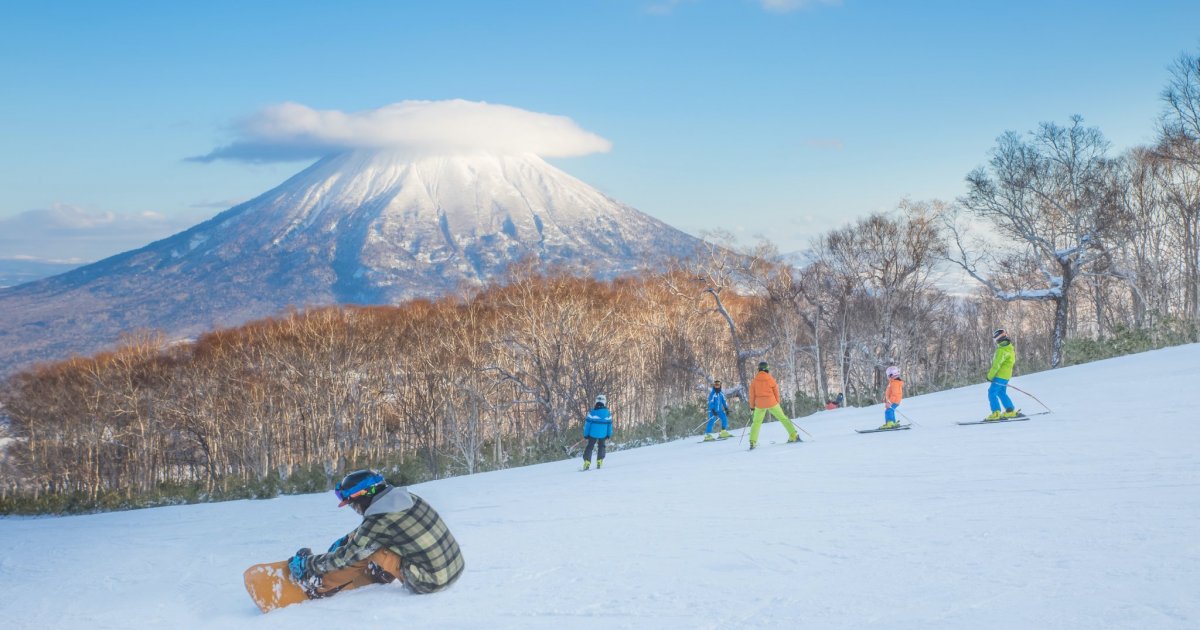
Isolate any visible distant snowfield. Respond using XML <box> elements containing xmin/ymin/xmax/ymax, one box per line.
<box><xmin>2</xmin><ymin>346</ymin><xmax>1198</xmax><ymax>629</ymax></box>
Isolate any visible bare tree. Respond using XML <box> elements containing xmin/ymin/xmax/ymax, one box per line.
<box><xmin>949</xmin><ymin>116</ymin><xmax>1124</xmax><ymax>367</ymax></box>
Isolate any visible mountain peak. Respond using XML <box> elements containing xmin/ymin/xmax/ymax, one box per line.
<box><xmin>0</xmin><ymin>151</ymin><xmax>705</xmax><ymax>374</ymax></box>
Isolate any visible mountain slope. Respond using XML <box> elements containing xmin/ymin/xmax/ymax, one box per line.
<box><xmin>1</xmin><ymin>345</ymin><xmax>1197</xmax><ymax>629</ymax></box>
<box><xmin>0</xmin><ymin>151</ymin><xmax>705</xmax><ymax>374</ymax></box>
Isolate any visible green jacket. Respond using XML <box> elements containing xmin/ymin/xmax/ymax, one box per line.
<box><xmin>311</xmin><ymin>488</ymin><xmax>465</xmax><ymax>594</ymax></box>
<box><xmin>988</xmin><ymin>340</ymin><xmax>1015</xmax><ymax>381</ymax></box>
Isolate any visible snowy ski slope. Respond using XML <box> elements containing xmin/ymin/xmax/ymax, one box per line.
<box><xmin>1</xmin><ymin>345</ymin><xmax>1198</xmax><ymax>629</ymax></box>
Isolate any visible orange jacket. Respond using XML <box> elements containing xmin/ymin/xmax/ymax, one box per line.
<box><xmin>884</xmin><ymin>377</ymin><xmax>904</xmax><ymax>405</ymax></box>
<box><xmin>748</xmin><ymin>371</ymin><xmax>781</xmax><ymax>409</ymax></box>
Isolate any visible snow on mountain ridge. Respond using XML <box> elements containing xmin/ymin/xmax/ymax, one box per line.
<box><xmin>0</xmin><ymin>150</ymin><xmax>705</xmax><ymax>374</ymax></box>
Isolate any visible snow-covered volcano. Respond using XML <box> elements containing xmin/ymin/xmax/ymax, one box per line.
<box><xmin>0</xmin><ymin>151</ymin><xmax>705</xmax><ymax>374</ymax></box>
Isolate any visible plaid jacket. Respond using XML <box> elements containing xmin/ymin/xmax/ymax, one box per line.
<box><xmin>311</xmin><ymin>488</ymin><xmax>465</xmax><ymax>593</ymax></box>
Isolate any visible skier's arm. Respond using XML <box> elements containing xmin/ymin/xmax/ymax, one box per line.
<box><xmin>987</xmin><ymin>350</ymin><xmax>1002</xmax><ymax>380</ymax></box>
<box><xmin>309</xmin><ymin>521</ymin><xmax>383</xmax><ymax>576</ymax></box>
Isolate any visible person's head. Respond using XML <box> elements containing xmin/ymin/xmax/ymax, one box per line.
<box><xmin>595</xmin><ymin>393</ymin><xmax>607</xmax><ymax>408</ymax></box>
<box><xmin>758</xmin><ymin>361</ymin><xmax>769</xmax><ymax>373</ymax></box>
<box><xmin>993</xmin><ymin>328</ymin><xmax>1010</xmax><ymax>344</ymax></box>
<box><xmin>335</xmin><ymin>469</ymin><xmax>388</xmax><ymax>515</ymax></box>
<box><xmin>712</xmin><ymin>379</ymin><xmax>722</xmax><ymax>391</ymax></box>
<box><xmin>886</xmin><ymin>365</ymin><xmax>900</xmax><ymax>380</ymax></box>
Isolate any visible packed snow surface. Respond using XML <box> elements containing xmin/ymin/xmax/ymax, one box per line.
<box><xmin>2</xmin><ymin>345</ymin><xmax>1198</xmax><ymax>629</ymax></box>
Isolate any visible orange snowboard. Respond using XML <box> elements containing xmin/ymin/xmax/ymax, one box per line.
<box><xmin>244</xmin><ymin>560</ymin><xmax>311</xmax><ymax>613</ymax></box>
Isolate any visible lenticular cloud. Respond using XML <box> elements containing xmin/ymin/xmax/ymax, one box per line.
<box><xmin>190</xmin><ymin>100</ymin><xmax>613</xmax><ymax>163</ymax></box>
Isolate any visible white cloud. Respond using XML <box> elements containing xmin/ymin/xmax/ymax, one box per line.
<box><xmin>0</xmin><ymin>203</ymin><xmax>202</xmax><ymax>262</ymax></box>
<box><xmin>190</xmin><ymin>100</ymin><xmax>613</xmax><ymax>163</ymax></box>
<box><xmin>759</xmin><ymin>0</ymin><xmax>843</xmax><ymax>13</ymax></box>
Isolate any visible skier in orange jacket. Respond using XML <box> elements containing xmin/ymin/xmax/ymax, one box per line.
<box><xmin>747</xmin><ymin>361</ymin><xmax>800</xmax><ymax>449</ymax></box>
<box><xmin>879</xmin><ymin>365</ymin><xmax>904</xmax><ymax>429</ymax></box>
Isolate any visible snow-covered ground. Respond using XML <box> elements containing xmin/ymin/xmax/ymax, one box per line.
<box><xmin>2</xmin><ymin>345</ymin><xmax>1198</xmax><ymax>629</ymax></box>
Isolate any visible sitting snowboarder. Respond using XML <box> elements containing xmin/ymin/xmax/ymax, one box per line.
<box><xmin>287</xmin><ymin>469</ymin><xmax>465</xmax><ymax>597</ymax></box>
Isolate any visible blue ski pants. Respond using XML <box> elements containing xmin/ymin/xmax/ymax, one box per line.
<box><xmin>706</xmin><ymin>407</ymin><xmax>729</xmax><ymax>433</ymax></box>
<box><xmin>988</xmin><ymin>378</ymin><xmax>1015</xmax><ymax>412</ymax></box>
<box><xmin>884</xmin><ymin>403</ymin><xmax>898</xmax><ymax>422</ymax></box>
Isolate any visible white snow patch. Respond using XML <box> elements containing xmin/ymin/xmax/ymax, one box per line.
<box><xmin>2</xmin><ymin>346</ymin><xmax>1197</xmax><ymax>628</ymax></box>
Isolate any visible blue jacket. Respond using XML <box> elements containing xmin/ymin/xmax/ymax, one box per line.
<box><xmin>584</xmin><ymin>405</ymin><xmax>613</xmax><ymax>439</ymax></box>
<box><xmin>707</xmin><ymin>388</ymin><xmax>728</xmax><ymax>412</ymax></box>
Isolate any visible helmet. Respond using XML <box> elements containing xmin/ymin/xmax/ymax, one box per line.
<box><xmin>757</xmin><ymin>361</ymin><xmax>769</xmax><ymax>372</ymax></box>
<box><xmin>885</xmin><ymin>366</ymin><xmax>900</xmax><ymax>379</ymax></box>
<box><xmin>595</xmin><ymin>394</ymin><xmax>607</xmax><ymax>405</ymax></box>
<box><xmin>993</xmin><ymin>328</ymin><xmax>1009</xmax><ymax>342</ymax></box>
<box><xmin>335</xmin><ymin>469</ymin><xmax>387</xmax><ymax>508</ymax></box>
<box><xmin>712</xmin><ymin>379</ymin><xmax>722</xmax><ymax>388</ymax></box>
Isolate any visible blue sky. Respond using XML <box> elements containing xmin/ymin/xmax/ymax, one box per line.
<box><xmin>1</xmin><ymin>0</ymin><xmax>1197</xmax><ymax>262</ymax></box>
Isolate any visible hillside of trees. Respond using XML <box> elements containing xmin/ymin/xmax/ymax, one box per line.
<box><xmin>2</xmin><ymin>48</ymin><xmax>1199</xmax><ymax>515</ymax></box>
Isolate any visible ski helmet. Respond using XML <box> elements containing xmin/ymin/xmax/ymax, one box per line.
<box><xmin>758</xmin><ymin>361</ymin><xmax>769</xmax><ymax>372</ymax></box>
<box><xmin>335</xmin><ymin>469</ymin><xmax>387</xmax><ymax>508</ymax></box>
<box><xmin>886</xmin><ymin>366</ymin><xmax>900</xmax><ymax>379</ymax></box>
<box><xmin>993</xmin><ymin>328</ymin><xmax>1009</xmax><ymax>343</ymax></box>
<box><xmin>712</xmin><ymin>379</ymin><xmax>722</xmax><ymax>388</ymax></box>
<box><xmin>595</xmin><ymin>394</ymin><xmax>607</xmax><ymax>405</ymax></box>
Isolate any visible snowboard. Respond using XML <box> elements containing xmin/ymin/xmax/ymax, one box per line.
<box><xmin>244</xmin><ymin>560</ymin><xmax>311</xmax><ymax>613</ymax></box>
<box><xmin>244</xmin><ymin>559</ymin><xmax>380</xmax><ymax>613</ymax></box>
<box><xmin>855</xmin><ymin>424</ymin><xmax>911</xmax><ymax>434</ymax></box>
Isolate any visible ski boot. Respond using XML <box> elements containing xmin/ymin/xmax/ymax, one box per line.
<box><xmin>983</xmin><ymin>410</ymin><xmax>1003</xmax><ymax>421</ymax></box>
<box><xmin>749</xmin><ymin>441</ymin><xmax>757</xmax><ymax>450</ymax></box>
<box><xmin>703</xmin><ymin>433</ymin><xmax>716</xmax><ymax>442</ymax></box>
<box><xmin>786</xmin><ymin>433</ymin><xmax>801</xmax><ymax>443</ymax></box>
<box><xmin>719</xmin><ymin>429</ymin><xmax>732</xmax><ymax>439</ymax></box>
<box><xmin>596</xmin><ymin>459</ymin><xmax>603</xmax><ymax>469</ymax></box>
<box><xmin>582</xmin><ymin>460</ymin><xmax>591</xmax><ymax>470</ymax></box>
<box><xmin>879</xmin><ymin>420</ymin><xmax>898</xmax><ymax>430</ymax></box>
<box><xmin>1001</xmin><ymin>408</ymin><xmax>1022</xmax><ymax>419</ymax></box>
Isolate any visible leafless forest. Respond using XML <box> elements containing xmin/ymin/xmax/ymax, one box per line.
<box><xmin>2</xmin><ymin>50</ymin><xmax>1199</xmax><ymax>513</ymax></box>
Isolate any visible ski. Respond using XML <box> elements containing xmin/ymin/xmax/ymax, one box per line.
<box><xmin>855</xmin><ymin>424</ymin><xmax>911</xmax><ymax>434</ymax></box>
<box><xmin>696</xmin><ymin>436</ymin><xmax>735</xmax><ymax>444</ymax></box>
<box><xmin>958</xmin><ymin>411</ymin><xmax>1050</xmax><ymax>426</ymax></box>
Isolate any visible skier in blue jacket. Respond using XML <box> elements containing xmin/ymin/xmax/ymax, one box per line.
<box><xmin>582</xmin><ymin>394</ymin><xmax>613</xmax><ymax>470</ymax></box>
<box><xmin>703</xmin><ymin>379</ymin><xmax>732</xmax><ymax>441</ymax></box>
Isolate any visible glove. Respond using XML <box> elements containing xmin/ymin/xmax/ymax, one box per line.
<box><xmin>328</xmin><ymin>535</ymin><xmax>348</xmax><ymax>553</ymax></box>
<box><xmin>288</xmin><ymin>548</ymin><xmax>313</xmax><ymax>581</ymax></box>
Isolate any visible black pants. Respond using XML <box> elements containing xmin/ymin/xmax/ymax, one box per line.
<box><xmin>583</xmin><ymin>438</ymin><xmax>606</xmax><ymax>462</ymax></box>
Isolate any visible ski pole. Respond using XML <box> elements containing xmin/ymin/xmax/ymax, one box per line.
<box><xmin>896</xmin><ymin>409</ymin><xmax>921</xmax><ymax>427</ymax></box>
<box><xmin>1005</xmin><ymin>383</ymin><xmax>1052</xmax><ymax>413</ymax></box>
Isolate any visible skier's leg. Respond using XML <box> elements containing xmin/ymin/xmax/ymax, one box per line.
<box><xmin>311</xmin><ymin>548</ymin><xmax>404</xmax><ymax>598</ymax></box>
<box><xmin>717</xmin><ymin>408</ymin><xmax>729</xmax><ymax>430</ymax></box>
<box><xmin>583</xmin><ymin>438</ymin><xmax>596</xmax><ymax>462</ymax></box>
<box><xmin>994</xmin><ymin>378</ymin><xmax>1015</xmax><ymax>411</ymax></box>
<box><xmin>987</xmin><ymin>381</ymin><xmax>1003</xmax><ymax>412</ymax></box>
<box><xmin>706</xmin><ymin>411</ymin><xmax>717</xmax><ymax>434</ymax></box>
<box><xmin>768</xmin><ymin>404</ymin><xmax>798</xmax><ymax>437</ymax></box>
<box><xmin>749</xmin><ymin>407</ymin><xmax>767</xmax><ymax>444</ymax></box>
<box><xmin>597</xmin><ymin>439</ymin><xmax>606</xmax><ymax>461</ymax></box>
<box><xmin>885</xmin><ymin>404</ymin><xmax>896</xmax><ymax>422</ymax></box>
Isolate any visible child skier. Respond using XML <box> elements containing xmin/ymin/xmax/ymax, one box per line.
<box><xmin>985</xmin><ymin>328</ymin><xmax>1020</xmax><ymax>420</ymax></box>
<box><xmin>703</xmin><ymin>379</ymin><xmax>732</xmax><ymax>441</ymax></box>
<box><xmin>582</xmin><ymin>394</ymin><xmax>613</xmax><ymax>469</ymax></box>
<box><xmin>286</xmin><ymin>469</ymin><xmax>465</xmax><ymax>597</ymax></box>
<box><xmin>747</xmin><ymin>361</ymin><xmax>800</xmax><ymax>450</ymax></box>
<box><xmin>879</xmin><ymin>365</ymin><xmax>904</xmax><ymax>429</ymax></box>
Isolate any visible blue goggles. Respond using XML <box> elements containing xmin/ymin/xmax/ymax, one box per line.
<box><xmin>335</xmin><ymin>472</ymin><xmax>385</xmax><ymax>506</ymax></box>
